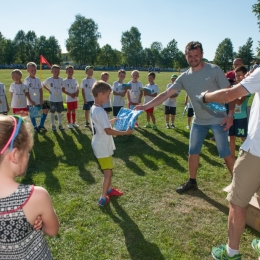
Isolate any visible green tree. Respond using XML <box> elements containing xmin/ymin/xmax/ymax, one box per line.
<box><xmin>142</xmin><ymin>48</ymin><xmax>153</xmax><ymax>67</ymax></box>
<box><xmin>173</xmin><ymin>50</ymin><xmax>188</xmax><ymax>69</ymax></box>
<box><xmin>4</xmin><ymin>39</ymin><xmax>16</xmax><ymax>64</ymax></box>
<box><xmin>98</xmin><ymin>44</ymin><xmax>120</xmax><ymax>67</ymax></box>
<box><xmin>151</xmin><ymin>41</ymin><xmax>163</xmax><ymax>52</ymax></box>
<box><xmin>237</xmin><ymin>37</ymin><xmax>254</xmax><ymax>69</ymax></box>
<box><xmin>252</xmin><ymin>1</ymin><xmax>260</xmax><ymax>30</ymax></box>
<box><xmin>25</xmin><ymin>31</ymin><xmax>38</xmax><ymax>63</ymax></box>
<box><xmin>121</xmin><ymin>27</ymin><xmax>143</xmax><ymax>67</ymax></box>
<box><xmin>13</xmin><ymin>30</ymin><xmax>27</xmax><ymax>63</ymax></box>
<box><xmin>46</xmin><ymin>36</ymin><xmax>62</xmax><ymax>65</ymax></box>
<box><xmin>213</xmin><ymin>38</ymin><xmax>234</xmax><ymax>72</ymax></box>
<box><xmin>0</xmin><ymin>32</ymin><xmax>6</xmax><ymax>64</ymax></box>
<box><xmin>66</xmin><ymin>14</ymin><xmax>101</xmax><ymax>65</ymax></box>
<box><xmin>160</xmin><ymin>39</ymin><xmax>178</xmax><ymax>68</ymax></box>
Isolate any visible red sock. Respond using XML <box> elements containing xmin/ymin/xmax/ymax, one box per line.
<box><xmin>72</xmin><ymin>113</ymin><xmax>76</xmax><ymax>124</ymax></box>
<box><xmin>67</xmin><ymin>112</ymin><xmax>71</xmax><ymax>123</ymax></box>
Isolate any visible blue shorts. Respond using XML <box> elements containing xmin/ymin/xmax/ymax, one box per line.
<box><xmin>229</xmin><ymin>118</ymin><xmax>248</xmax><ymax>137</ymax></box>
<box><xmin>83</xmin><ymin>101</ymin><xmax>94</xmax><ymax>111</ymax></box>
<box><xmin>189</xmin><ymin>123</ymin><xmax>230</xmax><ymax>158</ymax></box>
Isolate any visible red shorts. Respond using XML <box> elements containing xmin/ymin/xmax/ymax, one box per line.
<box><xmin>145</xmin><ymin>107</ymin><xmax>154</xmax><ymax>114</ymax></box>
<box><xmin>67</xmin><ymin>101</ymin><xmax>78</xmax><ymax>110</ymax></box>
<box><xmin>13</xmin><ymin>107</ymin><xmax>28</xmax><ymax>116</ymax></box>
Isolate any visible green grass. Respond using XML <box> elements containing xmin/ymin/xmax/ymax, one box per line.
<box><xmin>1</xmin><ymin>69</ymin><xmax>258</xmax><ymax>259</ymax></box>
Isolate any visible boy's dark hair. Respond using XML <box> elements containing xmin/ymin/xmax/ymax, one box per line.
<box><xmin>185</xmin><ymin>41</ymin><xmax>203</xmax><ymax>54</ymax></box>
<box><xmin>51</xmin><ymin>64</ymin><xmax>60</xmax><ymax>70</ymax></box>
<box><xmin>118</xmin><ymin>69</ymin><xmax>126</xmax><ymax>75</ymax></box>
<box><xmin>148</xmin><ymin>72</ymin><xmax>156</xmax><ymax>79</ymax></box>
<box><xmin>66</xmin><ymin>65</ymin><xmax>74</xmax><ymax>70</ymax></box>
<box><xmin>235</xmin><ymin>65</ymin><xmax>247</xmax><ymax>75</ymax></box>
<box><xmin>92</xmin><ymin>80</ymin><xmax>111</xmax><ymax>97</ymax></box>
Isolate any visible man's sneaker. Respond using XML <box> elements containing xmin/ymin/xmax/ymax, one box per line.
<box><xmin>85</xmin><ymin>122</ymin><xmax>90</xmax><ymax>127</ymax></box>
<box><xmin>107</xmin><ymin>188</ymin><xmax>123</xmax><ymax>197</ymax></box>
<box><xmin>134</xmin><ymin>122</ymin><xmax>139</xmax><ymax>128</ymax></box>
<box><xmin>152</xmin><ymin>124</ymin><xmax>157</xmax><ymax>130</ymax></box>
<box><xmin>176</xmin><ymin>180</ymin><xmax>198</xmax><ymax>193</ymax></box>
<box><xmin>166</xmin><ymin>124</ymin><xmax>170</xmax><ymax>129</ymax></box>
<box><xmin>59</xmin><ymin>125</ymin><xmax>65</xmax><ymax>130</ymax></box>
<box><xmin>171</xmin><ymin>123</ymin><xmax>175</xmax><ymax>129</ymax></box>
<box><xmin>252</xmin><ymin>238</ymin><xmax>260</xmax><ymax>257</ymax></box>
<box><xmin>144</xmin><ymin>123</ymin><xmax>152</xmax><ymax>128</ymax></box>
<box><xmin>34</xmin><ymin>126</ymin><xmax>40</xmax><ymax>133</ymax></box>
<box><xmin>186</xmin><ymin>125</ymin><xmax>190</xmax><ymax>130</ymax></box>
<box><xmin>211</xmin><ymin>244</ymin><xmax>242</xmax><ymax>260</ymax></box>
<box><xmin>98</xmin><ymin>196</ymin><xmax>110</xmax><ymax>206</ymax></box>
<box><xmin>73</xmin><ymin>123</ymin><xmax>79</xmax><ymax>128</ymax></box>
<box><xmin>67</xmin><ymin>124</ymin><xmax>72</xmax><ymax>129</ymax></box>
<box><xmin>52</xmin><ymin>125</ymin><xmax>56</xmax><ymax>131</ymax></box>
<box><xmin>38</xmin><ymin>126</ymin><xmax>47</xmax><ymax>131</ymax></box>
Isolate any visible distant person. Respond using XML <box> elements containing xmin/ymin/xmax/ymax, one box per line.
<box><xmin>101</xmin><ymin>72</ymin><xmax>113</xmax><ymax>118</ymax></box>
<box><xmin>225</xmin><ymin>58</ymin><xmax>244</xmax><ymax>83</ymax></box>
<box><xmin>0</xmin><ymin>115</ymin><xmax>59</xmax><ymax>259</ymax></box>
<box><xmin>163</xmin><ymin>74</ymin><xmax>179</xmax><ymax>129</ymax></box>
<box><xmin>184</xmin><ymin>93</ymin><xmax>194</xmax><ymax>130</ymax></box>
<box><xmin>80</xmin><ymin>66</ymin><xmax>96</xmax><ymax>127</ymax></box>
<box><xmin>62</xmin><ymin>65</ymin><xmax>79</xmax><ymax>129</ymax></box>
<box><xmin>43</xmin><ymin>64</ymin><xmax>64</xmax><ymax>131</ymax></box>
<box><xmin>0</xmin><ymin>82</ymin><xmax>9</xmax><ymax>115</ymax></box>
<box><xmin>90</xmin><ymin>81</ymin><xmax>133</xmax><ymax>206</ymax></box>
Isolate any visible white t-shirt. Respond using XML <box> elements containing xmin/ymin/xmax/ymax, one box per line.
<box><xmin>240</xmin><ymin>69</ymin><xmax>260</xmax><ymax>157</ymax></box>
<box><xmin>143</xmin><ymin>84</ymin><xmax>159</xmax><ymax>104</ymax></box>
<box><xmin>43</xmin><ymin>77</ymin><xmax>63</xmax><ymax>102</ymax></box>
<box><xmin>90</xmin><ymin>105</ymin><xmax>115</xmax><ymax>158</ymax></box>
<box><xmin>102</xmin><ymin>84</ymin><xmax>112</xmax><ymax>109</ymax></box>
<box><xmin>112</xmin><ymin>81</ymin><xmax>125</xmax><ymax>106</ymax></box>
<box><xmin>80</xmin><ymin>78</ymin><xmax>96</xmax><ymax>102</ymax></box>
<box><xmin>62</xmin><ymin>78</ymin><xmax>79</xmax><ymax>102</ymax></box>
<box><xmin>127</xmin><ymin>81</ymin><xmax>142</xmax><ymax>103</ymax></box>
<box><xmin>24</xmin><ymin>76</ymin><xmax>42</xmax><ymax>105</ymax></box>
<box><xmin>0</xmin><ymin>83</ymin><xmax>8</xmax><ymax>112</ymax></box>
<box><xmin>163</xmin><ymin>83</ymin><xmax>179</xmax><ymax>107</ymax></box>
<box><xmin>9</xmin><ymin>83</ymin><xmax>28</xmax><ymax>108</ymax></box>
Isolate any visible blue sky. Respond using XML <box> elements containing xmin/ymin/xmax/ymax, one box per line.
<box><xmin>0</xmin><ymin>0</ymin><xmax>259</xmax><ymax>61</ymax></box>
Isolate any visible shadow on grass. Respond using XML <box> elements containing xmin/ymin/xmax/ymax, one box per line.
<box><xmin>104</xmin><ymin>198</ymin><xmax>165</xmax><ymax>260</ymax></box>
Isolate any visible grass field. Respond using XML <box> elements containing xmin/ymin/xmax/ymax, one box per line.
<box><xmin>1</xmin><ymin>69</ymin><xmax>257</xmax><ymax>259</ymax></box>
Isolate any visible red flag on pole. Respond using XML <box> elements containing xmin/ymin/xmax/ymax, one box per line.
<box><xmin>40</xmin><ymin>55</ymin><xmax>51</xmax><ymax>68</ymax></box>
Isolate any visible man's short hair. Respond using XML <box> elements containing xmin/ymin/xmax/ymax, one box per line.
<box><xmin>66</xmin><ymin>65</ymin><xmax>74</xmax><ymax>70</ymax></box>
<box><xmin>118</xmin><ymin>69</ymin><xmax>126</xmax><ymax>75</ymax></box>
<box><xmin>27</xmin><ymin>62</ymin><xmax>37</xmax><ymax>68</ymax></box>
<box><xmin>51</xmin><ymin>64</ymin><xmax>60</xmax><ymax>70</ymax></box>
<box><xmin>235</xmin><ymin>65</ymin><xmax>247</xmax><ymax>75</ymax></box>
<box><xmin>92</xmin><ymin>80</ymin><xmax>111</xmax><ymax>97</ymax></box>
<box><xmin>148</xmin><ymin>72</ymin><xmax>156</xmax><ymax>79</ymax></box>
<box><xmin>11</xmin><ymin>69</ymin><xmax>22</xmax><ymax>77</ymax></box>
<box><xmin>185</xmin><ymin>41</ymin><xmax>203</xmax><ymax>54</ymax></box>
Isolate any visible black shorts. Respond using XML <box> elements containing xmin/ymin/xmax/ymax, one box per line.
<box><xmin>187</xmin><ymin>108</ymin><xmax>194</xmax><ymax>117</ymax></box>
<box><xmin>50</xmin><ymin>101</ymin><xmax>64</xmax><ymax>113</ymax></box>
<box><xmin>113</xmin><ymin>106</ymin><xmax>123</xmax><ymax>117</ymax></box>
<box><xmin>83</xmin><ymin>101</ymin><xmax>94</xmax><ymax>111</ymax></box>
<box><xmin>43</xmin><ymin>100</ymin><xmax>50</xmax><ymax>109</ymax></box>
<box><xmin>164</xmin><ymin>106</ymin><xmax>176</xmax><ymax>115</ymax></box>
<box><xmin>229</xmin><ymin>117</ymin><xmax>248</xmax><ymax>137</ymax></box>
<box><xmin>104</xmin><ymin>107</ymin><xmax>112</xmax><ymax>112</ymax></box>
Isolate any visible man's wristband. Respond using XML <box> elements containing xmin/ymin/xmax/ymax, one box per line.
<box><xmin>202</xmin><ymin>93</ymin><xmax>207</xmax><ymax>103</ymax></box>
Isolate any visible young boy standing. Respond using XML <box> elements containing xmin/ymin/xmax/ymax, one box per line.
<box><xmin>185</xmin><ymin>93</ymin><xmax>194</xmax><ymax>130</ymax></box>
<box><xmin>101</xmin><ymin>72</ymin><xmax>112</xmax><ymax>118</ymax></box>
<box><xmin>24</xmin><ymin>62</ymin><xmax>47</xmax><ymax>132</ymax></box>
<box><xmin>143</xmin><ymin>72</ymin><xmax>159</xmax><ymax>129</ymax></box>
<box><xmin>127</xmin><ymin>70</ymin><xmax>143</xmax><ymax>127</ymax></box>
<box><xmin>90</xmin><ymin>81</ymin><xmax>133</xmax><ymax>206</ymax></box>
<box><xmin>112</xmin><ymin>69</ymin><xmax>127</xmax><ymax>117</ymax></box>
<box><xmin>0</xmin><ymin>82</ymin><xmax>9</xmax><ymax>115</ymax></box>
<box><xmin>80</xmin><ymin>66</ymin><xmax>96</xmax><ymax>127</ymax></box>
<box><xmin>62</xmin><ymin>65</ymin><xmax>79</xmax><ymax>129</ymax></box>
<box><xmin>163</xmin><ymin>74</ymin><xmax>179</xmax><ymax>129</ymax></box>
<box><xmin>43</xmin><ymin>65</ymin><xmax>64</xmax><ymax>131</ymax></box>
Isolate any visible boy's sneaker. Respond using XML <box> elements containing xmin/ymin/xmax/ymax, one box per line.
<box><xmin>34</xmin><ymin>126</ymin><xmax>40</xmax><ymax>133</ymax></box>
<box><xmin>252</xmin><ymin>238</ymin><xmax>260</xmax><ymax>257</ymax></box>
<box><xmin>176</xmin><ymin>180</ymin><xmax>198</xmax><ymax>193</ymax></box>
<box><xmin>152</xmin><ymin>124</ymin><xmax>157</xmax><ymax>130</ymax></box>
<box><xmin>38</xmin><ymin>126</ymin><xmax>47</xmax><ymax>131</ymax></box>
<box><xmin>107</xmin><ymin>188</ymin><xmax>123</xmax><ymax>197</ymax></box>
<box><xmin>85</xmin><ymin>122</ymin><xmax>90</xmax><ymax>127</ymax></box>
<box><xmin>98</xmin><ymin>196</ymin><xmax>110</xmax><ymax>207</ymax></box>
<box><xmin>144</xmin><ymin>123</ymin><xmax>152</xmax><ymax>128</ymax></box>
<box><xmin>52</xmin><ymin>125</ymin><xmax>56</xmax><ymax>131</ymax></box>
<box><xmin>67</xmin><ymin>124</ymin><xmax>72</xmax><ymax>129</ymax></box>
<box><xmin>59</xmin><ymin>125</ymin><xmax>65</xmax><ymax>130</ymax></box>
<box><xmin>166</xmin><ymin>124</ymin><xmax>170</xmax><ymax>129</ymax></box>
<box><xmin>171</xmin><ymin>123</ymin><xmax>175</xmax><ymax>129</ymax></box>
<box><xmin>211</xmin><ymin>244</ymin><xmax>242</xmax><ymax>259</ymax></box>
<box><xmin>134</xmin><ymin>122</ymin><xmax>139</xmax><ymax>128</ymax></box>
<box><xmin>186</xmin><ymin>125</ymin><xmax>190</xmax><ymax>130</ymax></box>
<box><xmin>73</xmin><ymin>123</ymin><xmax>79</xmax><ymax>128</ymax></box>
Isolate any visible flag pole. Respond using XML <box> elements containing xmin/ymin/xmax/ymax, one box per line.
<box><xmin>40</xmin><ymin>61</ymin><xmax>42</xmax><ymax>82</ymax></box>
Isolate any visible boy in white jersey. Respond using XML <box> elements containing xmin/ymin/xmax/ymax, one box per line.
<box><xmin>90</xmin><ymin>81</ymin><xmax>133</xmax><ymax>206</ymax></box>
<box><xmin>112</xmin><ymin>69</ymin><xmax>127</xmax><ymax>117</ymax></box>
<box><xmin>43</xmin><ymin>65</ymin><xmax>64</xmax><ymax>131</ymax></box>
<box><xmin>184</xmin><ymin>93</ymin><xmax>194</xmax><ymax>130</ymax></box>
<box><xmin>101</xmin><ymin>72</ymin><xmax>112</xmax><ymax>118</ymax></box>
<box><xmin>143</xmin><ymin>72</ymin><xmax>159</xmax><ymax>129</ymax></box>
<box><xmin>127</xmin><ymin>70</ymin><xmax>143</xmax><ymax>127</ymax></box>
<box><xmin>0</xmin><ymin>82</ymin><xmax>9</xmax><ymax>115</ymax></box>
<box><xmin>80</xmin><ymin>66</ymin><xmax>96</xmax><ymax>127</ymax></box>
<box><xmin>24</xmin><ymin>62</ymin><xmax>47</xmax><ymax>132</ymax></box>
<box><xmin>163</xmin><ymin>74</ymin><xmax>179</xmax><ymax>129</ymax></box>
<box><xmin>62</xmin><ymin>65</ymin><xmax>79</xmax><ymax>129</ymax></box>
<box><xmin>9</xmin><ymin>69</ymin><xmax>29</xmax><ymax>116</ymax></box>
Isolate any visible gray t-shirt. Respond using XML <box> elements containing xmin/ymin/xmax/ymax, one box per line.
<box><xmin>171</xmin><ymin>63</ymin><xmax>229</xmax><ymax>125</ymax></box>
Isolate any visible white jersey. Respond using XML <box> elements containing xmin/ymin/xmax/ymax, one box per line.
<box><xmin>143</xmin><ymin>84</ymin><xmax>159</xmax><ymax>104</ymax></box>
<box><xmin>163</xmin><ymin>83</ymin><xmax>179</xmax><ymax>107</ymax></box>
<box><xmin>80</xmin><ymin>78</ymin><xmax>96</xmax><ymax>102</ymax></box>
<box><xmin>0</xmin><ymin>83</ymin><xmax>8</xmax><ymax>112</ymax></box>
<box><xmin>90</xmin><ymin>105</ymin><xmax>115</xmax><ymax>158</ymax></box>
<box><xmin>62</xmin><ymin>78</ymin><xmax>79</xmax><ymax>102</ymax></box>
<box><xmin>127</xmin><ymin>81</ymin><xmax>142</xmax><ymax>103</ymax></box>
<box><xmin>102</xmin><ymin>83</ymin><xmax>112</xmax><ymax>109</ymax></box>
<box><xmin>24</xmin><ymin>76</ymin><xmax>42</xmax><ymax>105</ymax></box>
<box><xmin>9</xmin><ymin>83</ymin><xmax>28</xmax><ymax>108</ymax></box>
<box><xmin>112</xmin><ymin>81</ymin><xmax>125</xmax><ymax>106</ymax></box>
<box><xmin>43</xmin><ymin>77</ymin><xmax>63</xmax><ymax>102</ymax></box>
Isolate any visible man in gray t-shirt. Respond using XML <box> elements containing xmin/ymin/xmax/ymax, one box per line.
<box><xmin>135</xmin><ymin>41</ymin><xmax>236</xmax><ymax>193</ymax></box>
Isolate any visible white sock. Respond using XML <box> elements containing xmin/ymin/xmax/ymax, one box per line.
<box><xmin>258</xmin><ymin>241</ymin><xmax>260</xmax><ymax>250</ymax></box>
<box><xmin>226</xmin><ymin>244</ymin><xmax>239</xmax><ymax>257</ymax></box>
<box><xmin>50</xmin><ymin>113</ymin><xmax>55</xmax><ymax>125</ymax></box>
<box><xmin>57</xmin><ymin>113</ymin><xmax>62</xmax><ymax>125</ymax></box>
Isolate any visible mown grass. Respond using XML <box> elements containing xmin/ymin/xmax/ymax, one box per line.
<box><xmin>1</xmin><ymin>69</ymin><xmax>257</xmax><ymax>259</ymax></box>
